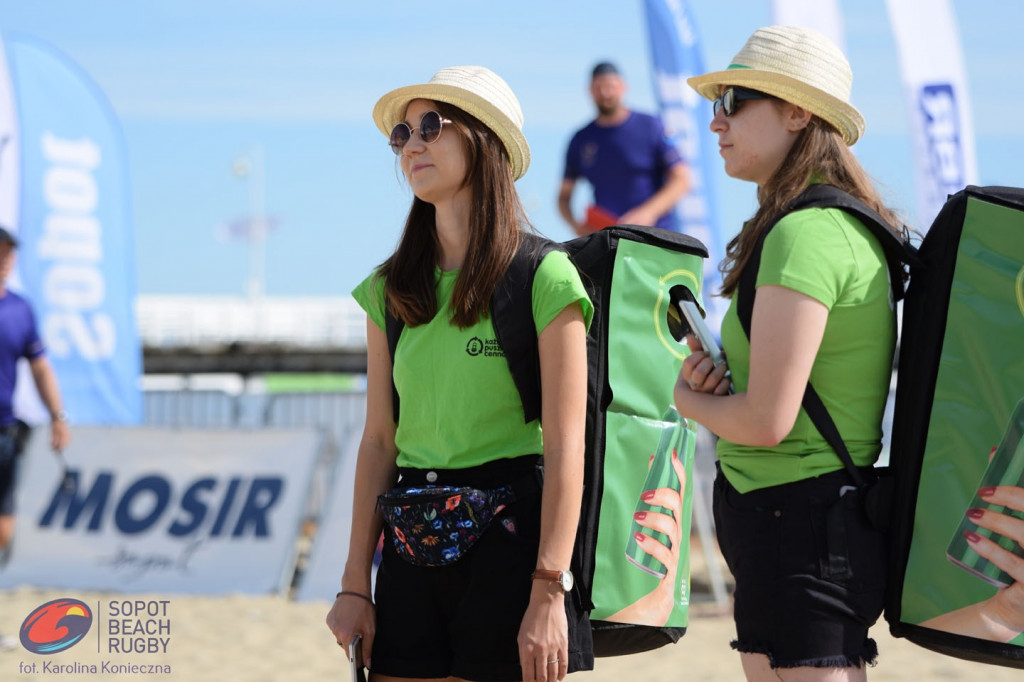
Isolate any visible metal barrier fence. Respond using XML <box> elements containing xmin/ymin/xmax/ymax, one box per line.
<box><xmin>143</xmin><ymin>389</ymin><xmax>367</xmax><ymax>557</ymax></box>
<box><xmin>142</xmin><ymin>388</ymin><xmax>731</xmax><ymax>606</ymax></box>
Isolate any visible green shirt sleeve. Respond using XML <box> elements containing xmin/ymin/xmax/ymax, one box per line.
<box><xmin>351</xmin><ymin>269</ymin><xmax>386</xmax><ymax>331</ymax></box>
<box><xmin>758</xmin><ymin>207</ymin><xmax>861</xmax><ymax>309</ymax></box>
<box><xmin>531</xmin><ymin>250</ymin><xmax>594</xmax><ymax>334</ymax></box>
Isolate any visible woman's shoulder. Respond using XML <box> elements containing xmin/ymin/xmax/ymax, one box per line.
<box><xmin>531</xmin><ymin>249</ymin><xmax>579</xmax><ymax>293</ymax></box>
<box><xmin>778</xmin><ymin>206</ymin><xmax>884</xmax><ymax>249</ymax></box>
<box><xmin>352</xmin><ymin>268</ymin><xmax>388</xmax><ymax>327</ymax></box>
<box><xmin>770</xmin><ymin>206</ymin><xmax>868</xmax><ymax>249</ymax></box>
<box><xmin>774</xmin><ymin>205</ymin><xmax>852</xmax><ymax>231</ymax></box>
<box><xmin>531</xmin><ymin>248</ymin><xmax>593</xmax><ymax>329</ymax></box>
<box><xmin>353</xmin><ymin>267</ymin><xmax>385</xmax><ymax>297</ymax></box>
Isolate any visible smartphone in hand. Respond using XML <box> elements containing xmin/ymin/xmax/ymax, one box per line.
<box><xmin>668</xmin><ymin>296</ymin><xmax>732</xmax><ymax>393</ymax></box>
<box><xmin>678</xmin><ymin>300</ymin><xmax>725</xmax><ymax>366</ymax></box>
<box><xmin>349</xmin><ymin>635</ymin><xmax>366</xmax><ymax>682</ymax></box>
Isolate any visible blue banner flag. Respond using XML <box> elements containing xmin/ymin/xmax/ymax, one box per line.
<box><xmin>642</xmin><ymin>0</ymin><xmax>725</xmax><ymax>330</ymax></box>
<box><xmin>4</xmin><ymin>33</ymin><xmax>141</xmax><ymax>424</ymax></box>
<box><xmin>884</xmin><ymin>0</ymin><xmax>977</xmax><ymax>230</ymax></box>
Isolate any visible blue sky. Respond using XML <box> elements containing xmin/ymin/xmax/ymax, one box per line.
<box><xmin>2</xmin><ymin>0</ymin><xmax>1022</xmax><ymax>297</ymax></box>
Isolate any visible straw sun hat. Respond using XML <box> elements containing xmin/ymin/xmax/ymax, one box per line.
<box><xmin>687</xmin><ymin>25</ymin><xmax>865</xmax><ymax>145</ymax></box>
<box><xmin>372</xmin><ymin>65</ymin><xmax>531</xmax><ymax>180</ymax></box>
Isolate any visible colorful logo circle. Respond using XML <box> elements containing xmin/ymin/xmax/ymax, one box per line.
<box><xmin>20</xmin><ymin>598</ymin><xmax>93</xmax><ymax>654</ymax></box>
<box><xmin>654</xmin><ymin>270</ymin><xmax>702</xmax><ymax>360</ymax></box>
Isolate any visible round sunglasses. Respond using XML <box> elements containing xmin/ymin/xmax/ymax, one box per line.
<box><xmin>388</xmin><ymin>110</ymin><xmax>453</xmax><ymax>155</ymax></box>
<box><xmin>713</xmin><ymin>86</ymin><xmax>779</xmax><ymax>117</ymax></box>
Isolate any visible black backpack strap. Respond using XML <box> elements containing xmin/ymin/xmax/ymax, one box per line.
<box><xmin>492</xmin><ymin>234</ymin><xmax>561</xmax><ymax>424</ymax></box>
<box><xmin>736</xmin><ymin>184</ymin><xmax>914</xmax><ymax>487</ymax></box>
<box><xmin>787</xmin><ymin>184</ymin><xmax>920</xmax><ymax>300</ymax></box>
<box><xmin>384</xmin><ymin>233</ymin><xmax>558</xmax><ymax>426</ymax></box>
<box><xmin>801</xmin><ymin>387</ymin><xmax>867</xmax><ymax>487</ymax></box>
<box><xmin>384</xmin><ymin>304</ymin><xmax>404</xmax><ymax>424</ymax></box>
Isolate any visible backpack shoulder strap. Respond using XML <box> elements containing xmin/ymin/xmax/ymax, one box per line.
<box><xmin>384</xmin><ymin>233</ymin><xmax>561</xmax><ymax>426</ymax></box>
<box><xmin>384</xmin><ymin>303</ymin><xmax>404</xmax><ymax>424</ymax></box>
<box><xmin>796</xmin><ymin>184</ymin><xmax>921</xmax><ymax>300</ymax></box>
<box><xmin>738</xmin><ymin>184</ymin><xmax>916</xmax><ymax>336</ymax></box>
<box><xmin>492</xmin><ymin>233</ymin><xmax>563</xmax><ymax>424</ymax></box>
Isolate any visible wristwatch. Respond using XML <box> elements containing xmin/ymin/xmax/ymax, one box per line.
<box><xmin>531</xmin><ymin>568</ymin><xmax>574</xmax><ymax>593</ymax></box>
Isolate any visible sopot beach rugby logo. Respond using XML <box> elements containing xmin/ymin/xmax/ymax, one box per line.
<box><xmin>19</xmin><ymin>598</ymin><xmax>93</xmax><ymax>654</ymax></box>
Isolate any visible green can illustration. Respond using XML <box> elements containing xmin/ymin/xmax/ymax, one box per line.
<box><xmin>624</xmin><ymin>407</ymin><xmax>685</xmax><ymax>578</ymax></box>
<box><xmin>946</xmin><ymin>398</ymin><xmax>1024</xmax><ymax>587</ymax></box>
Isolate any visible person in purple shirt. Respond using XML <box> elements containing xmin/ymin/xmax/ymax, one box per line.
<box><xmin>0</xmin><ymin>226</ymin><xmax>70</xmax><ymax>649</ymax></box>
<box><xmin>558</xmin><ymin>61</ymin><xmax>690</xmax><ymax>235</ymax></box>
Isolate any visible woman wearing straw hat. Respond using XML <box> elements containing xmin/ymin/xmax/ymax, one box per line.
<box><xmin>325</xmin><ymin>66</ymin><xmax>594</xmax><ymax>682</ymax></box>
<box><xmin>673</xmin><ymin>26</ymin><xmax>908</xmax><ymax>680</ymax></box>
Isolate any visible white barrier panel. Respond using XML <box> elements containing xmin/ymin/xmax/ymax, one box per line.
<box><xmin>295</xmin><ymin>427</ymin><xmax>363</xmax><ymax>602</ymax></box>
<box><xmin>0</xmin><ymin>427</ymin><xmax>319</xmax><ymax>595</ymax></box>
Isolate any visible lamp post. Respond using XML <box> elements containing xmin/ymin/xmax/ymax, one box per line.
<box><xmin>232</xmin><ymin>145</ymin><xmax>267</xmax><ymax>300</ymax></box>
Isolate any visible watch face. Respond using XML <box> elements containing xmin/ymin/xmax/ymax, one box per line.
<box><xmin>560</xmin><ymin>570</ymin><xmax>574</xmax><ymax>592</ymax></box>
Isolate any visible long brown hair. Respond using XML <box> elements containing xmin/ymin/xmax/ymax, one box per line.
<box><xmin>719</xmin><ymin>114</ymin><xmax>906</xmax><ymax>297</ymax></box>
<box><xmin>380</xmin><ymin>100</ymin><xmax>530</xmax><ymax>328</ymax></box>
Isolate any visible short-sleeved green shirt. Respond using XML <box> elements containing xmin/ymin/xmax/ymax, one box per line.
<box><xmin>353</xmin><ymin>250</ymin><xmax>593</xmax><ymax>470</ymax></box>
<box><xmin>717</xmin><ymin>207</ymin><xmax>897</xmax><ymax>493</ymax></box>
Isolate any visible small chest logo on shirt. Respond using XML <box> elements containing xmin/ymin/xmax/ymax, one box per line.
<box><xmin>466</xmin><ymin>337</ymin><xmax>505</xmax><ymax>358</ymax></box>
<box><xmin>581</xmin><ymin>142</ymin><xmax>598</xmax><ymax>169</ymax></box>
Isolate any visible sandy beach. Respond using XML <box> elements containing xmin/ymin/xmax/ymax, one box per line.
<box><xmin>3</xmin><ymin>539</ymin><xmax>1022</xmax><ymax>682</ymax></box>
<box><xmin>2</xmin><ymin>586</ymin><xmax>1022</xmax><ymax>681</ymax></box>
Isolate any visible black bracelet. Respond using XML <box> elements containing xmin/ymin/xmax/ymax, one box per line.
<box><xmin>336</xmin><ymin>590</ymin><xmax>374</xmax><ymax>606</ymax></box>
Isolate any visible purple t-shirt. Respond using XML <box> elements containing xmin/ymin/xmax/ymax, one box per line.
<box><xmin>0</xmin><ymin>290</ymin><xmax>45</xmax><ymax>426</ymax></box>
<box><xmin>563</xmin><ymin>111</ymin><xmax>683</xmax><ymax>231</ymax></box>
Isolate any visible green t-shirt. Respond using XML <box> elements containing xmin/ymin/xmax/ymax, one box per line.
<box><xmin>717</xmin><ymin>207</ymin><xmax>897</xmax><ymax>493</ymax></box>
<box><xmin>353</xmin><ymin>250</ymin><xmax>594</xmax><ymax>470</ymax></box>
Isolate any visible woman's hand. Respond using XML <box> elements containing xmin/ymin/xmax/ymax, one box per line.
<box><xmin>676</xmin><ymin>333</ymin><xmax>731</xmax><ymax>400</ymax></box>
<box><xmin>325</xmin><ymin>591</ymin><xmax>376</xmax><ymax>669</ymax></box>
<box><xmin>606</xmin><ymin>448</ymin><xmax>687</xmax><ymax>626</ymax></box>
<box><xmin>962</xmin><ymin>485</ymin><xmax>1024</xmax><ymax>636</ymax></box>
<box><xmin>923</xmin><ymin>483</ymin><xmax>1024</xmax><ymax>642</ymax></box>
<box><xmin>518</xmin><ymin>586</ymin><xmax>569</xmax><ymax>682</ymax></box>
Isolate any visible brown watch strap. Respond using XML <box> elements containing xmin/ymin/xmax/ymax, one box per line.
<box><xmin>531</xmin><ymin>569</ymin><xmax>563</xmax><ymax>582</ymax></box>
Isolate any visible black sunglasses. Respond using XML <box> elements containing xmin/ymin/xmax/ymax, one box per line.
<box><xmin>712</xmin><ymin>86</ymin><xmax>778</xmax><ymax>117</ymax></box>
<box><xmin>388</xmin><ymin>110</ymin><xmax>453</xmax><ymax>155</ymax></box>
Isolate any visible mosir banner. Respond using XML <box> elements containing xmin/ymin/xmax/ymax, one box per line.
<box><xmin>0</xmin><ymin>427</ymin><xmax>320</xmax><ymax>594</ymax></box>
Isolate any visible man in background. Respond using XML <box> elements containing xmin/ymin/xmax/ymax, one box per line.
<box><xmin>558</xmin><ymin>61</ymin><xmax>690</xmax><ymax>235</ymax></box>
<box><xmin>0</xmin><ymin>226</ymin><xmax>70</xmax><ymax>650</ymax></box>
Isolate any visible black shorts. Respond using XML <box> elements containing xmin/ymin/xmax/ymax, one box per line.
<box><xmin>371</xmin><ymin>456</ymin><xmax>594</xmax><ymax>681</ymax></box>
<box><xmin>712</xmin><ymin>465</ymin><xmax>886</xmax><ymax>669</ymax></box>
<box><xmin>0</xmin><ymin>431</ymin><xmax>22</xmax><ymax>516</ymax></box>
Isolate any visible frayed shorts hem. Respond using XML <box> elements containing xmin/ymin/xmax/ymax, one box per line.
<box><xmin>730</xmin><ymin>638</ymin><xmax>879</xmax><ymax>670</ymax></box>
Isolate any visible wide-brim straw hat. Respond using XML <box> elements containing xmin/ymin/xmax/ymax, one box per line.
<box><xmin>372</xmin><ymin>65</ymin><xmax>531</xmax><ymax>180</ymax></box>
<box><xmin>687</xmin><ymin>25</ymin><xmax>865</xmax><ymax>145</ymax></box>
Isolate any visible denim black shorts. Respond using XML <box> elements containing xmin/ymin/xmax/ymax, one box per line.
<box><xmin>712</xmin><ymin>464</ymin><xmax>886</xmax><ymax>669</ymax></box>
<box><xmin>371</xmin><ymin>455</ymin><xmax>594</xmax><ymax>681</ymax></box>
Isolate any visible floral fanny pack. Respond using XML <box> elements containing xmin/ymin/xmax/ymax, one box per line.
<box><xmin>378</xmin><ymin>485</ymin><xmax>516</xmax><ymax>567</ymax></box>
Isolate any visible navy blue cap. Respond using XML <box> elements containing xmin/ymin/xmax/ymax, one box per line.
<box><xmin>0</xmin><ymin>226</ymin><xmax>17</xmax><ymax>248</ymax></box>
<box><xmin>591</xmin><ymin>61</ymin><xmax>620</xmax><ymax>79</ymax></box>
